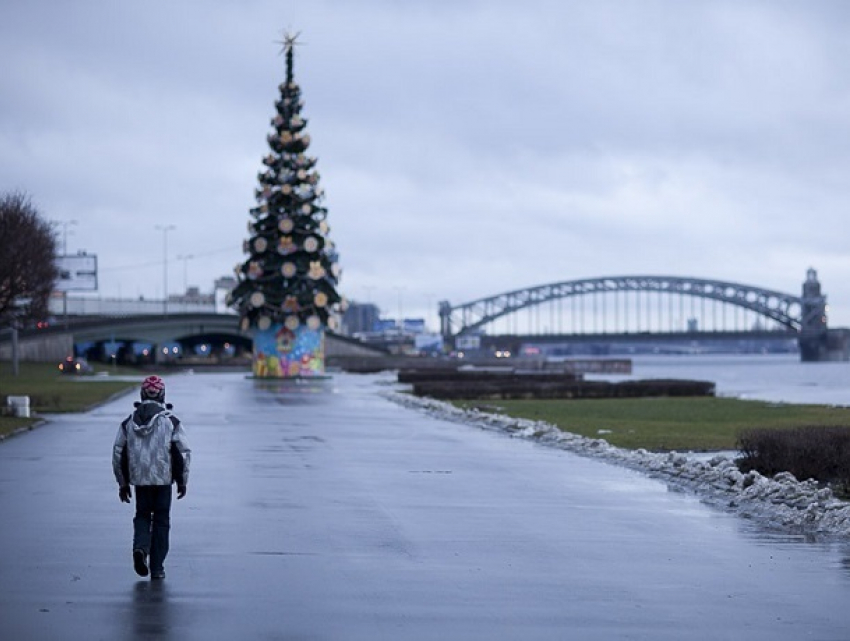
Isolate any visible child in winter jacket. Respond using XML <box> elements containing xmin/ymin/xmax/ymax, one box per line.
<box><xmin>113</xmin><ymin>375</ymin><xmax>191</xmax><ymax>580</ymax></box>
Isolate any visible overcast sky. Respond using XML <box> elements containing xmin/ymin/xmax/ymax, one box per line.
<box><xmin>2</xmin><ymin>0</ymin><xmax>850</xmax><ymax>330</ymax></box>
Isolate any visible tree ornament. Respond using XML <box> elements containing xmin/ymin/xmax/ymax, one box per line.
<box><xmin>304</xmin><ymin>236</ymin><xmax>319</xmax><ymax>253</ymax></box>
<box><xmin>249</xmin><ymin>291</ymin><xmax>266</xmax><ymax>308</ymax></box>
<box><xmin>314</xmin><ymin>292</ymin><xmax>328</xmax><ymax>307</ymax></box>
<box><xmin>253</xmin><ymin>237</ymin><xmax>268</xmax><ymax>253</ymax></box>
<box><xmin>277</xmin><ymin>236</ymin><xmax>296</xmax><ymax>254</ymax></box>
<box><xmin>285</xmin><ymin>315</ymin><xmax>300</xmax><ymax>330</ymax></box>
<box><xmin>278</xmin><ymin>218</ymin><xmax>294</xmax><ymax>233</ymax></box>
<box><xmin>308</xmin><ymin>261</ymin><xmax>325</xmax><ymax>280</ymax></box>
<box><xmin>257</xmin><ymin>315</ymin><xmax>272</xmax><ymax>331</ymax></box>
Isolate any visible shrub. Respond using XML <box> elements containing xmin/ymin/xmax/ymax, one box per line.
<box><xmin>737</xmin><ymin>425</ymin><xmax>850</xmax><ymax>493</ymax></box>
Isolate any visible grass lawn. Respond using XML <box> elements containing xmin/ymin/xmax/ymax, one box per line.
<box><xmin>452</xmin><ymin>396</ymin><xmax>850</xmax><ymax>452</ymax></box>
<box><xmin>0</xmin><ymin>362</ymin><xmax>140</xmax><ymax>439</ymax></box>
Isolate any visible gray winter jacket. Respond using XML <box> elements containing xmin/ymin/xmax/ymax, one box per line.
<box><xmin>112</xmin><ymin>400</ymin><xmax>191</xmax><ymax>487</ymax></box>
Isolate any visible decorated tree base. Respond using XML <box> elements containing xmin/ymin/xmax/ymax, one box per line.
<box><xmin>252</xmin><ymin>324</ymin><xmax>326</xmax><ymax>378</ymax></box>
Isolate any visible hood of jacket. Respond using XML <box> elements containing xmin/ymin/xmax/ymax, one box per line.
<box><xmin>131</xmin><ymin>400</ymin><xmax>168</xmax><ymax>436</ymax></box>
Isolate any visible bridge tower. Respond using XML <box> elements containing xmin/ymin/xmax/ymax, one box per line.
<box><xmin>439</xmin><ymin>300</ymin><xmax>452</xmax><ymax>340</ymax></box>
<box><xmin>798</xmin><ymin>268</ymin><xmax>828</xmax><ymax>361</ymax></box>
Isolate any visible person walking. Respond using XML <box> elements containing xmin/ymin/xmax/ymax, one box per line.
<box><xmin>112</xmin><ymin>375</ymin><xmax>191</xmax><ymax>580</ymax></box>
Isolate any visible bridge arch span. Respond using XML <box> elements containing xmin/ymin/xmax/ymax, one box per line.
<box><xmin>439</xmin><ymin>275</ymin><xmax>804</xmax><ymax>338</ymax></box>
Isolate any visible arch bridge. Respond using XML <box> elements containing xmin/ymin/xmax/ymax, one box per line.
<box><xmin>439</xmin><ymin>272</ymin><xmax>841</xmax><ymax>362</ymax></box>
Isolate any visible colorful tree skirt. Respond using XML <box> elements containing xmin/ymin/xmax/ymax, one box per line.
<box><xmin>252</xmin><ymin>324</ymin><xmax>325</xmax><ymax>378</ymax></box>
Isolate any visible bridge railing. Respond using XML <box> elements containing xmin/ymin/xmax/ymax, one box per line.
<box><xmin>47</xmin><ymin>297</ymin><xmax>232</xmax><ymax>317</ymax></box>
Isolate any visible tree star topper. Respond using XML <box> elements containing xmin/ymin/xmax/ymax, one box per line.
<box><xmin>277</xmin><ymin>30</ymin><xmax>303</xmax><ymax>56</ymax></box>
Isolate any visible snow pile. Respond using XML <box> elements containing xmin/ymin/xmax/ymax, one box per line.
<box><xmin>383</xmin><ymin>389</ymin><xmax>850</xmax><ymax>538</ymax></box>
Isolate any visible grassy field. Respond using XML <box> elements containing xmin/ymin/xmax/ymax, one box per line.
<box><xmin>452</xmin><ymin>396</ymin><xmax>850</xmax><ymax>452</ymax></box>
<box><xmin>7</xmin><ymin>362</ymin><xmax>850</xmax><ymax>452</ymax></box>
<box><xmin>0</xmin><ymin>362</ymin><xmax>140</xmax><ymax>439</ymax></box>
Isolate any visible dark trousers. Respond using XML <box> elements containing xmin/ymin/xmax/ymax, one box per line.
<box><xmin>133</xmin><ymin>485</ymin><xmax>172</xmax><ymax>573</ymax></box>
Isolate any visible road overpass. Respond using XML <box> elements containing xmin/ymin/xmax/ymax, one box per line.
<box><xmin>0</xmin><ymin>313</ymin><xmax>384</xmax><ymax>364</ymax></box>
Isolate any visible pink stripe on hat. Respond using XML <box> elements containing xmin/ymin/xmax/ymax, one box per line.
<box><xmin>141</xmin><ymin>375</ymin><xmax>165</xmax><ymax>397</ymax></box>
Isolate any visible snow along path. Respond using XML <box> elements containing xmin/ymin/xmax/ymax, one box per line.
<box><xmin>382</xmin><ymin>388</ymin><xmax>850</xmax><ymax>539</ymax></box>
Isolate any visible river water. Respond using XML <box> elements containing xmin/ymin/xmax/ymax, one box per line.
<box><xmin>608</xmin><ymin>354</ymin><xmax>850</xmax><ymax>406</ymax></box>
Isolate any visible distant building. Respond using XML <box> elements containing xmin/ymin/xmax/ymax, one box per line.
<box><xmin>214</xmin><ymin>276</ymin><xmax>238</xmax><ymax>314</ymax></box>
<box><xmin>169</xmin><ymin>286</ymin><xmax>214</xmax><ymax>305</ymax></box>
<box><xmin>342</xmin><ymin>302</ymin><xmax>381</xmax><ymax>336</ymax></box>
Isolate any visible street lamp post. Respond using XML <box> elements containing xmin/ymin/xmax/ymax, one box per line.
<box><xmin>177</xmin><ymin>254</ymin><xmax>194</xmax><ymax>293</ymax></box>
<box><xmin>394</xmin><ymin>286</ymin><xmax>404</xmax><ymax>332</ymax></box>
<box><xmin>52</xmin><ymin>219</ymin><xmax>78</xmax><ymax>255</ymax></box>
<box><xmin>155</xmin><ymin>225</ymin><xmax>176</xmax><ymax>316</ymax></box>
<box><xmin>51</xmin><ymin>220</ymin><xmax>77</xmax><ymax>326</ymax></box>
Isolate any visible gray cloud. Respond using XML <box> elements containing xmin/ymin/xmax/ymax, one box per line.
<box><xmin>2</xmin><ymin>0</ymin><xmax>850</xmax><ymax>329</ymax></box>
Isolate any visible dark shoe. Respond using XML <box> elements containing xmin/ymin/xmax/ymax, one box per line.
<box><xmin>151</xmin><ymin>570</ymin><xmax>165</xmax><ymax>580</ymax></box>
<box><xmin>133</xmin><ymin>549</ymin><xmax>149</xmax><ymax>577</ymax></box>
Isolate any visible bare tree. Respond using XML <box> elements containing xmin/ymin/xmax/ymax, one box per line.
<box><xmin>0</xmin><ymin>191</ymin><xmax>59</xmax><ymax>326</ymax></box>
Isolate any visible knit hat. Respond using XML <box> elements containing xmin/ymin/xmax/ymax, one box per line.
<box><xmin>140</xmin><ymin>375</ymin><xmax>165</xmax><ymax>402</ymax></box>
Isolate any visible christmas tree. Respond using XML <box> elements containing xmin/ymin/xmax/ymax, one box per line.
<box><xmin>229</xmin><ymin>32</ymin><xmax>343</xmax><ymax>377</ymax></box>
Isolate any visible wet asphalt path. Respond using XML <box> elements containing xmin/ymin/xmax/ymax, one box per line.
<box><xmin>2</xmin><ymin>371</ymin><xmax>850</xmax><ymax>640</ymax></box>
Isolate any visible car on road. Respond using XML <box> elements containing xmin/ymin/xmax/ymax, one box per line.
<box><xmin>58</xmin><ymin>357</ymin><xmax>93</xmax><ymax>375</ymax></box>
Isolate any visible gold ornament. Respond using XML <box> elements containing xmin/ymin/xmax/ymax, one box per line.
<box><xmin>249</xmin><ymin>291</ymin><xmax>266</xmax><ymax>308</ymax></box>
<box><xmin>307</xmin><ymin>315</ymin><xmax>321</xmax><ymax>330</ymax></box>
<box><xmin>253</xmin><ymin>237</ymin><xmax>268</xmax><ymax>253</ymax></box>
<box><xmin>285</xmin><ymin>315</ymin><xmax>300</xmax><ymax>330</ymax></box>
<box><xmin>278</xmin><ymin>218</ymin><xmax>294</xmax><ymax>233</ymax></box>
<box><xmin>307</xmin><ymin>261</ymin><xmax>325</xmax><ymax>279</ymax></box>
<box><xmin>277</xmin><ymin>236</ymin><xmax>296</xmax><ymax>255</ymax></box>
<box><xmin>281</xmin><ymin>262</ymin><xmax>297</xmax><ymax>278</ymax></box>
<box><xmin>314</xmin><ymin>292</ymin><xmax>328</xmax><ymax>307</ymax></box>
